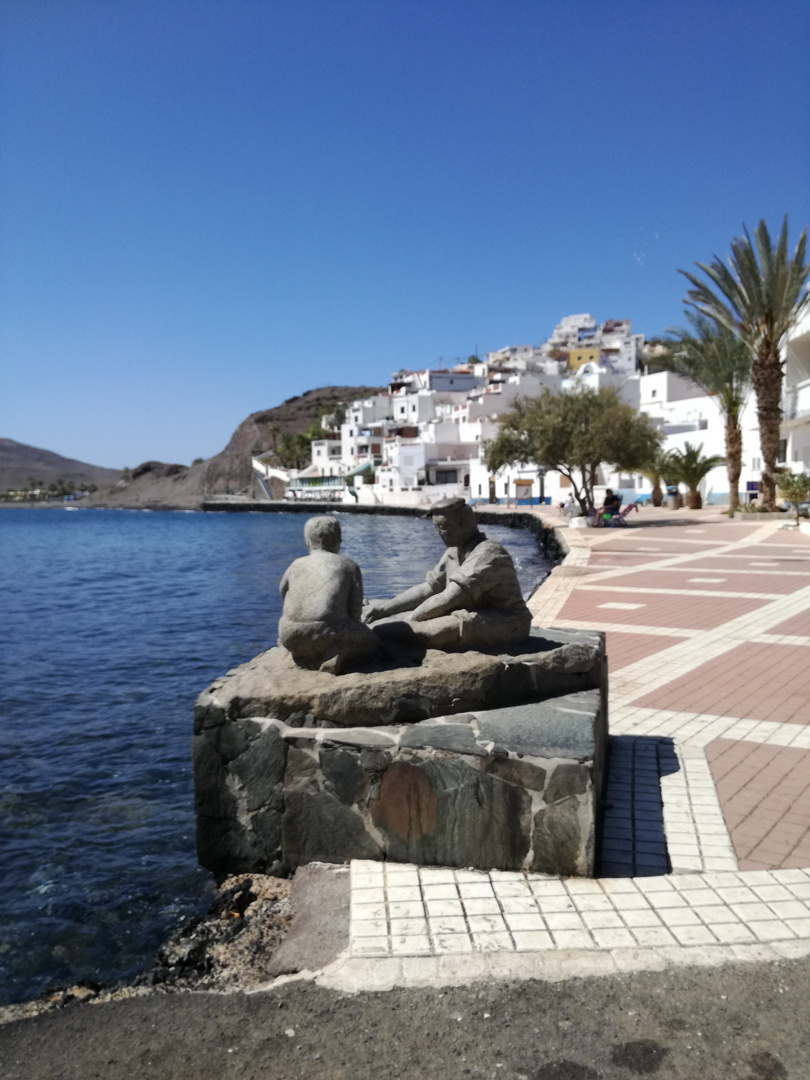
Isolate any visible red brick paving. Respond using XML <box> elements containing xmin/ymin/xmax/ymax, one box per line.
<box><xmin>707</xmin><ymin>739</ymin><xmax>810</xmax><ymax>869</ymax></box>
<box><xmin>632</xmin><ymin>642</ymin><xmax>810</xmax><ymax>723</ymax></box>
<box><xmin>681</xmin><ymin>555</ymin><xmax>810</xmax><ymax>575</ymax></box>
<box><xmin>763</xmin><ymin>531</ymin><xmax>810</xmax><ymax>545</ymax></box>
<box><xmin>551</xmin><ymin>509</ymin><xmax>810</xmax><ymax>878</ymax></box>
<box><xmin>733</xmin><ymin>544</ymin><xmax>810</xmax><ymax>561</ymax></box>
<box><xmin>557</xmin><ymin>589</ymin><xmax>767</xmax><ymax>631</ymax></box>
<box><xmin>593</xmin><ymin>569</ymin><xmax>807</xmax><ymax>595</ymax></box>
<box><xmin>593</xmin><ymin>538</ymin><xmax>727</xmax><ymax>554</ymax></box>
<box><xmin>768</xmin><ymin>609</ymin><xmax>810</xmax><ymax>637</ymax></box>
<box><xmin>605</xmin><ymin>631</ymin><xmax>688</xmax><ymax>671</ymax></box>
<box><xmin>587</xmin><ymin>552</ymin><xmax>671</xmax><ymax>567</ymax></box>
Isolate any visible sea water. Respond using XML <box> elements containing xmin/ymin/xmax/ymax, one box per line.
<box><xmin>0</xmin><ymin>507</ymin><xmax>549</xmax><ymax>1004</ymax></box>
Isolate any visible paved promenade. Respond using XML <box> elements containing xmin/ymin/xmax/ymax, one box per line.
<box><xmin>311</xmin><ymin>506</ymin><xmax>810</xmax><ymax>993</ymax></box>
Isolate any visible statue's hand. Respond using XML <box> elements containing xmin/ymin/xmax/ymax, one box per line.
<box><xmin>362</xmin><ymin>600</ymin><xmax>387</xmax><ymax>624</ymax></box>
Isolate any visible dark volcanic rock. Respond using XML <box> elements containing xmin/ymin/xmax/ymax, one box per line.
<box><xmin>282</xmin><ymin>790</ymin><xmax>382</xmax><ymax>866</ymax></box>
<box><xmin>532</xmin><ymin>794</ymin><xmax>592</xmax><ymax>876</ymax></box>
<box><xmin>372</xmin><ymin>758</ymin><xmax>532</xmax><ymax>870</ymax></box>
<box><xmin>194</xmin><ymin>634</ymin><xmax>601</xmax><ymax>729</ymax></box>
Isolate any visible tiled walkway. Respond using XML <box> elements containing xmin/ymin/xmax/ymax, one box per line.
<box><xmin>336</xmin><ymin>509</ymin><xmax>810</xmax><ymax>987</ymax></box>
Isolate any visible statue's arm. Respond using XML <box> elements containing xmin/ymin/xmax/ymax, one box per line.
<box><xmin>363</xmin><ymin>552</ymin><xmax>450</xmax><ymax>623</ymax></box>
<box><xmin>348</xmin><ymin>564</ymin><xmax>364</xmax><ymax>621</ymax></box>
<box><xmin>409</xmin><ymin>579</ymin><xmax>467</xmax><ymax>622</ymax></box>
<box><xmin>279</xmin><ymin>568</ymin><xmax>290</xmax><ymax>602</ymax></box>
<box><xmin>363</xmin><ymin>580</ymin><xmax>435</xmax><ymax>623</ymax></box>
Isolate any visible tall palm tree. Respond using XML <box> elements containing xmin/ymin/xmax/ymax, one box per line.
<box><xmin>662</xmin><ymin>314</ymin><xmax>752</xmax><ymax>512</ymax></box>
<box><xmin>667</xmin><ymin>442</ymin><xmax>725</xmax><ymax>509</ymax></box>
<box><xmin>680</xmin><ymin>217</ymin><xmax>810</xmax><ymax>509</ymax></box>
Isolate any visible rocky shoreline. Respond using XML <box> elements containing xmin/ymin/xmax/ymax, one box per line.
<box><xmin>0</xmin><ymin>873</ymin><xmax>296</xmax><ymax>1026</ymax></box>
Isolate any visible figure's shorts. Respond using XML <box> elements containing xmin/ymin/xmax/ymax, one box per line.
<box><xmin>278</xmin><ymin>617</ymin><xmax>377</xmax><ymax>670</ymax></box>
<box><xmin>456</xmin><ymin>608</ymin><xmax>533</xmax><ymax>649</ymax></box>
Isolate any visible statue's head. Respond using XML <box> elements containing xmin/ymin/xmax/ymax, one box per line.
<box><xmin>429</xmin><ymin>497</ymin><xmax>479</xmax><ymax>550</ymax></box>
<box><xmin>304</xmin><ymin>515</ymin><xmax>342</xmax><ymax>554</ymax></box>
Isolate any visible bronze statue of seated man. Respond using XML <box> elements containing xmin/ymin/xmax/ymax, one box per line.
<box><xmin>278</xmin><ymin>516</ymin><xmax>378</xmax><ymax>674</ymax></box>
<box><xmin>363</xmin><ymin>497</ymin><xmax>532</xmax><ymax>651</ymax></box>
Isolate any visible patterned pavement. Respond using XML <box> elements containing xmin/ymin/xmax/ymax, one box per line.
<box><xmin>337</xmin><ymin>508</ymin><xmax>810</xmax><ymax>985</ymax></box>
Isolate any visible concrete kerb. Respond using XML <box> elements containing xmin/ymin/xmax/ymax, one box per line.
<box><xmin>248</xmin><ymin>936</ymin><xmax>810</xmax><ymax>996</ymax></box>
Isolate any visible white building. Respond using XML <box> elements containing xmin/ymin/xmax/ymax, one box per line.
<box><xmin>781</xmin><ymin>304</ymin><xmax>810</xmax><ymax>472</ymax></box>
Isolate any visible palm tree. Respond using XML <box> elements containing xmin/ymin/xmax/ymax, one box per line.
<box><xmin>667</xmin><ymin>442</ymin><xmax>725</xmax><ymax>509</ymax></box>
<box><xmin>267</xmin><ymin>424</ymin><xmax>282</xmax><ymax>451</ymax></box>
<box><xmin>662</xmin><ymin>314</ymin><xmax>752</xmax><ymax>512</ymax></box>
<box><xmin>680</xmin><ymin>217</ymin><xmax>810</xmax><ymax>509</ymax></box>
<box><xmin>641</xmin><ymin>450</ymin><xmax>675</xmax><ymax>507</ymax></box>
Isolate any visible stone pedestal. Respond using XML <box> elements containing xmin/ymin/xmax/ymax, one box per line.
<box><xmin>193</xmin><ymin>628</ymin><xmax>607</xmax><ymax>879</ymax></box>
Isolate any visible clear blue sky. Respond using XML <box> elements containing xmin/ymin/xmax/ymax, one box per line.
<box><xmin>1</xmin><ymin>0</ymin><xmax>808</xmax><ymax>469</ymax></box>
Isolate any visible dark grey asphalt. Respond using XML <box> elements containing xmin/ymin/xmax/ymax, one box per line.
<box><xmin>1</xmin><ymin>956</ymin><xmax>808</xmax><ymax>1079</ymax></box>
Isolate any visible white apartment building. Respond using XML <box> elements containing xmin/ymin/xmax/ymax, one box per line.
<box><xmin>781</xmin><ymin>305</ymin><xmax>810</xmax><ymax>472</ymax></box>
<box><xmin>256</xmin><ymin>306</ymin><xmax>810</xmax><ymax>511</ymax></box>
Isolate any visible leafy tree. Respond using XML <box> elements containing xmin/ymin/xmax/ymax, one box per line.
<box><xmin>661</xmin><ymin>314</ymin><xmax>752</xmax><ymax>511</ymax></box>
<box><xmin>777</xmin><ymin>471</ymin><xmax>809</xmax><ymax>522</ymax></box>
<box><xmin>485</xmin><ymin>387</ymin><xmax>662</xmax><ymax>514</ymax></box>
<box><xmin>680</xmin><ymin>217</ymin><xmax>810</xmax><ymax>509</ymax></box>
<box><xmin>666</xmin><ymin>442</ymin><xmax>725</xmax><ymax>509</ymax></box>
<box><xmin>192</xmin><ymin>457</ymin><xmax>205</xmax><ymax>466</ymax></box>
<box><xmin>266</xmin><ymin>424</ymin><xmax>282</xmax><ymax>450</ymax></box>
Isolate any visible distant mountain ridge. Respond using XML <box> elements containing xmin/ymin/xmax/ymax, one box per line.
<box><xmin>0</xmin><ymin>438</ymin><xmax>122</xmax><ymax>490</ymax></box>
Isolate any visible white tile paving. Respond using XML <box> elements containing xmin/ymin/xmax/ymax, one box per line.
<box><xmin>349</xmin><ymin>861</ymin><xmax>810</xmax><ymax>958</ymax></box>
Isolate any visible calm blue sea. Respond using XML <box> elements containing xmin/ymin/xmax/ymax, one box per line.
<box><xmin>0</xmin><ymin>507</ymin><xmax>548</xmax><ymax>1005</ymax></box>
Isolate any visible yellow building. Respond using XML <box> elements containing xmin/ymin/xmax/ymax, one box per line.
<box><xmin>567</xmin><ymin>347</ymin><xmax>601</xmax><ymax>372</ymax></box>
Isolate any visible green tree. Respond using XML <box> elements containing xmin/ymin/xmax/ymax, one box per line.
<box><xmin>777</xmin><ymin>471</ymin><xmax>809</xmax><ymax>523</ymax></box>
<box><xmin>266</xmin><ymin>424</ymin><xmax>282</xmax><ymax>451</ymax></box>
<box><xmin>666</xmin><ymin>442</ymin><xmax>725</xmax><ymax>509</ymax></box>
<box><xmin>485</xmin><ymin>387</ymin><xmax>662</xmax><ymax>514</ymax></box>
<box><xmin>662</xmin><ymin>314</ymin><xmax>752</xmax><ymax>512</ymax></box>
<box><xmin>680</xmin><ymin>217</ymin><xmax>810</xmax><ymax>509</ymax></box>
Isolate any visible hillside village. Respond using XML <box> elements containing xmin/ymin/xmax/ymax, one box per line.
<box><xmin>253</xmin><ymin>309</ymin><xmax>810</xmax><ymax>510</ymax></box>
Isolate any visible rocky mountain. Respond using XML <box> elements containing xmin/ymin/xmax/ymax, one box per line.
<box><xmin>93</xmin><ymin>384</ymin><xmax>385</xmax><ymax>509</ymax></box>
<box><xmin>0</xmin><ymin>438</ymin><xmax>122</xmax><ymax>490</ymax></box>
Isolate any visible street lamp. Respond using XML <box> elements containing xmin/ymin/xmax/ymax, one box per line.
<box><xmin>537</xmin><ymin>465</ymin><xmax>546</xmax><ymax>506</ymax></box>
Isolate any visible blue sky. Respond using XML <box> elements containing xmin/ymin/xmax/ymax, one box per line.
<box><xmin>1</xmin><ymin>0</ymin><xmax>808</xmax><ymax>469</ymax></box>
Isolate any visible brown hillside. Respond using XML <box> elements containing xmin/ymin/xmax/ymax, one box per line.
<box><xmin>94</xmin><ymin>385</ymin><xmax>385</xmax><ymax>509</ymax></box>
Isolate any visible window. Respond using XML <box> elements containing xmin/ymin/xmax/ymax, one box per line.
<box><xmin>778</xmin><ymin>439</ymin><xmax>787</xmax><ymax>463</ymax></box>
<box><xmin>435</xmin><ymin>469</ymin><xmax>458</xmax><ymax>484</ymax></box>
